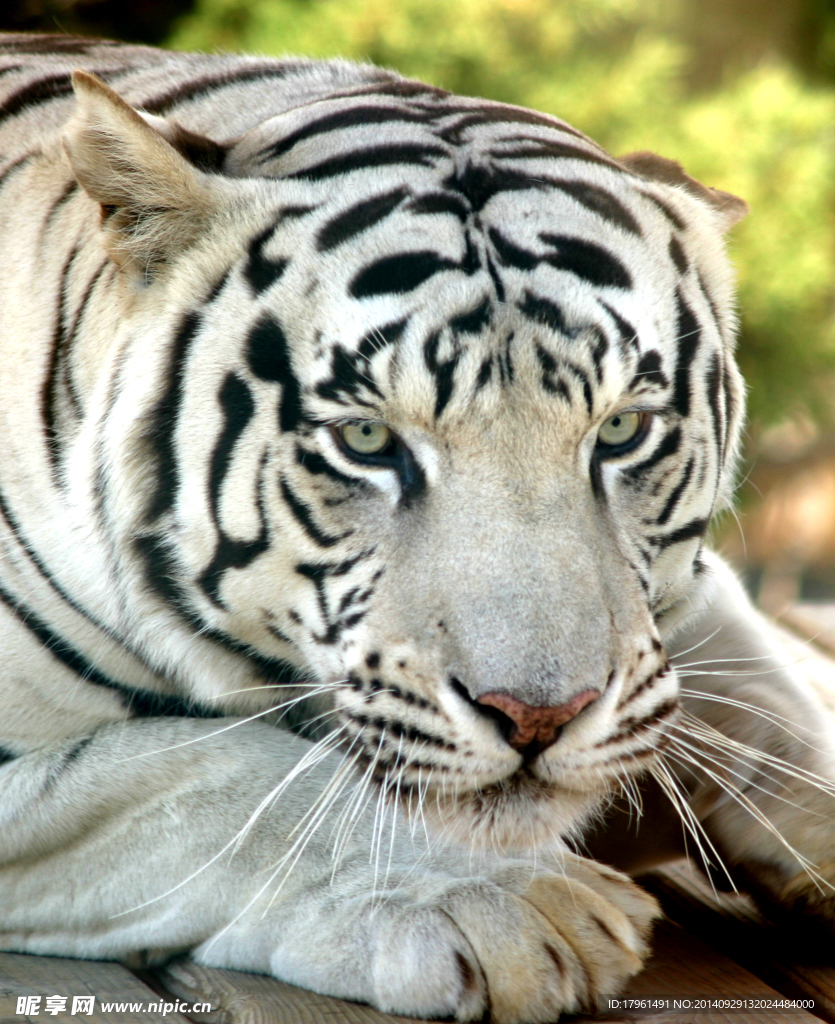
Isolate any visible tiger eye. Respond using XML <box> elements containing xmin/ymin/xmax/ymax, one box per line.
<box><xmin>339</xmin><ymin>421</ymin><xmax>393</xmax><ymax>456</ymax></box>
<box><xmin>597</xmin><ymin>411</ymin><xmax>643</xmax><ymax>447</ymax></box>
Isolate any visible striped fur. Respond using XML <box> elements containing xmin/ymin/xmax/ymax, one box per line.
<box><xmin>0</xmin><ymin>34</ymin><xmax>833</xmax><ymax>1023</ymax></box>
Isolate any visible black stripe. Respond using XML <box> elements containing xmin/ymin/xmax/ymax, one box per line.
<box><xmin>652</xmin><ymin>516</ymin><xmax>708</xmax><ymax>551</ymax></box>
<box><xmin>517</xmin><ymin>290</ymin><xmax>569</xmax><ymax>335</ymax></box>
<box><xmin>450</xmin><ymin>297</ymin><xmax>491</xmax><ymax>335</ymax></box>
<box><xmin>200</xmin><ymin>426</ymin><xmax>270</xmax><ymax>608</ymax></box>
<box><xmin>424</xmin><ymin>331</ymin><xmax>460</xmax><ymax>419</ymax></box>
<box><xmin>280</xmin><ymin>477</ymin><xmax>351</xmax><ymax>547</ymax></box>
<box><xmin>134</xmin><ymin>532</ymin><xmax>299</xmax><ymax>683</ymax></box>
<box><xmin>351</xmin><ymin>251</ymin><xmax>456</xmax><ymax>298</ymax></box>
<box><xmin>539</xmin><ymin>234</ymin><xmax>632</xmax><ymax>290</ymax></box>
<box><xmin>489</xmin><ymin>227</ymin><xmax>537</xmax><ymax>271</ymax></box>
<box><xmin>357</xmin><ymin>317</ymin><xmax>408</xmax><ymax>358</ymax></box>
<box><xmin>43</xmin><ymin>180</ymin><xmax>78</xmax><ymax>232</ymax></box>
<box><xmin>640</xmin><ymin>191</ymin><xmax>686</xmax><ymax>230</ymax></box>
<box><xmin>436</xmin><ymin>106</ymin><xmax>586</xmax><ymax>141</ymax></box>
<box><xmin>598</xmin><ymin>300</ymin><xmax>638</xmax><ymax>353</ymax></box>
<box><xmin>535</xmin><ymin>344</ymin><xmax>570</xmax><ymax>401</ymax></box>
<box><xmin>589</xmin><ymin>327</ymin><xmax>608</xmax><ymax>384</ymax></box>
<box><xmin>485</xmin><ymin>252</ymin><xmax>505</xmax><ymax>301</ymax></box>
<box><xmin>722</xmin><ymin>364</ymin><xmax>735</xmax><ymax>458</ymax></box>
<box><xmin>630</xmin><ymin>350</ymin><xmax>668</xmax><ymax>391</ymax></box>
<box><xmin>0</xmin><ymin>479</ymin><xmax>131</xmax><ymax>647</ymax></box>
<box><xmin>705</xmin><ymin>351</ymin><xmax>724</xmax><ymax>460</ymax></box>
<box><xmin>246</xmin><ymin>314</ymin><xmax>305</xmax><ymax>432</ymax></box>
<box><xmin>296</xmin><ymin>445</ymin><xmax>363</xmax><ymax>487</ymax></box>
<box><xmin>260</xmin><ymin>106</ymin><xmax>430</xmax><ymax>163</ymax></box>
<box><xmin>0</xmin><ymin>73</ymin><xmax>73</xmax><ymax>125</ymax></box>
<box><xmin>42</xmin><ymin>244</ymin><xmax>80</xmax><ymax>468</ymax></box>
<box><xmin>0</xmin><ymin>576</ymin><xmax>220</xmax><ymax>717</ymax></box>
<box><xmin>289</xmin><ymin>143</ymin><xmax>447</xmax><ymax>181</ymax></box>
<box><xmin>317</xmin><ymin>187</ymin><xmax>409</xmax><ymax>251</ymax></box>
<box><xmin>602</xmin><ymin>698</ymin><xmax>679</xmax><ymax>747</ymax></box>
<box><xmin>295</xmin><ymin>551</ymin><xmax>376</xmax><ymax>644</ymax></box>
<box><xmin>62</xmin><ymin>735</ymin><xmax>94</xmax><ymax>768</ymax></box>
<box><xmin>245</xmin><ymin>223</ymin><xmax>288</xmax><ymax>294</ymax></box>
<box><xmin>655</xmin><ymin>455</ymin><xmax>695</xmax><ymax>526</ymax></box>
<box><xmin>143</xmin><ymin>310</ymin><xmax>201</xmax><ymax>524</ymax></box>
<box><xmin>0</xmin><ymin>153</ymin><xmax>33</xmax><ymax>188</ymax></box>
<box><xmin>697</xmin><ymin>271</ymin><xmax>722</xmax><ymax>338</ymax></box>
<box><xmin>43</xmin><ymin>255</ymin><xmax>108</xmax><ymax>482</ymax></box>
<box><xmin>0</xmin><ymin>746</ymin><xmax>17</xmax><ymax>764</ymax></box>
<box><xmin>668</xmin><ymin>235</ymin><xmax>688</xmax><ymax>275</ymax></box>
<box><xmin>490</xmin><ymin>137</ymin><xmax>621</xmax><ymax>170</ymax></box>
<box><xmin>475</xmin><ymin>358</ymin><xmax>492</xmax><ymax>391</ymax></box>
<box><xmin>316</xmin><ymin>344</ymin><xmax>382</xmax><ymax>406</ymax></box>
<box><xmin>564</xmin><ymin>362</ymin><xmax>593</xmax><ymax>415</ymax></box>
<box><xmin>407</xmin><ymin>192</ymin><xmax>469</xmax><ymax>221</ymax></box>
<box><xmin>208</xmin><ymin>373</ymin><xmax>255</xmax><ymax>527</ymax></box>
<box><xmin>625</xmin><ymin>426</ymin><xmax>681</xmax><ymax>480</ymax></box>
<box><xmin>444</xmin><ymin>163</ymin><xmax>540</xmax><ymax>213</ymax></box>
<box><xmin>544</xmin><ymin>179</ymin><xmax>642</xmax><ymax>235</ymax></box>
<box><xmin>672</xmin><ymin>292</ymin><xmax>701</xmax><ymax>417</ymax></box>
<box><xmin>142</xmin><ymin>65</ymin><xmax>300</xmax><ymax>115</ymax></box>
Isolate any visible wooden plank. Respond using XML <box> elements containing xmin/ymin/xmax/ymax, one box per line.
<box><xmin>0</xmin><ymin>951</ymin><xmax>192</xmax><ymax>1023</ymax></box>
<box><xmin>613</xmin><ymin>917</ymin><xmax>824</xmax><ymax>1023</ymax></box>
<box><xmin>156</xmin><ymin>960</ymin><xmax>427</xmax><ymax>1024</ymax></box>
<box><xmin>641</xmin><ymin>861</ymin><xmax>835</xmax><ymax>1023</ymax></box>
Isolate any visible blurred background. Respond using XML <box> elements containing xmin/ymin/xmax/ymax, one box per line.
<box><xmin>5</xmin><ymin>0</ymin><xmax>835</xmax><ymax>615</ymax></box>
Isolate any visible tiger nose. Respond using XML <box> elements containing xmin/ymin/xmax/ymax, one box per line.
<box><xmin>476</xmin><ymin>689</ymin><xmax>600</xmax><ymax>756</ymax></box>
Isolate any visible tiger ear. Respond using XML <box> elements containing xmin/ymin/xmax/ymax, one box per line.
<box><xmin>619</xmin><ymin>150</ymin><xmax>748</xmax><ymax>231</ymax></box>
<box><xmin>63</xmin><ymin>70</ymin><xmax>223</xmax><ymax>278</ymax></box>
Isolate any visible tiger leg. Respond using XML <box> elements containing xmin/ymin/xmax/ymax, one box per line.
<box><xmin>0</xmin><ymin>717</ymin><xmax>657</xmax><ymax>1023</ymax></box>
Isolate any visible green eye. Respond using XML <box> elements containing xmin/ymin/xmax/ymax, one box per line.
<box><xmin>597</xmin><ymin>411</ymin><xmax>643</xmax><ymax>448</ymax></box>
<box><xmin>338</xmin><ymin>421</ymin><xmax>393</xmax><ymax>456</ymax></box>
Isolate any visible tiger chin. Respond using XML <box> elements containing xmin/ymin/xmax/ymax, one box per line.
<box><xmin>0</xmin><ymin>32</ymin><xmax>833</xmax><ymax>1024</ymax></box>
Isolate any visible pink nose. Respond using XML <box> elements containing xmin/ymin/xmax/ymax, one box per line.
<box><xmin>476</xmin><ymin>689</ymin><xmax>600</xmax><ymax>753</ymax></box>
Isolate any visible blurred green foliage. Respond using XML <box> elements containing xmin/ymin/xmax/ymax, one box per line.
<box><xmin>167</xmin><ymin>0</ymin><xmax>835</xmax><ymax>429</ymax></box>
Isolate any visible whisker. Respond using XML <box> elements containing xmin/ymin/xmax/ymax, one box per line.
<box><xmin>677</xmin><ymin>712</ymin><xmax>835</xmax><ymax>796</ymax></box>
<box><xmin>112</xmin><ymin>726</ymin><xmax>349</xmax><ymax>919</ymax></box>
<box><xmin>115</xmin><ymin>684</ymin><xmax>341</xmax><ymax>763</ymax></box>
<box><xmin>649</xmin><ymin>756</ymin><xmax>735</xmax><ymax>891</ymax></box>
<box><xmin>667</xmin><ymin>625</ymin><xmax>723</xmax><ymax>662</ymax></box>
<box><xmin>667</xmin><ymin>729</ymin><xmax>829</xmax><ymax>820</ymax></box>
<box><xmin>680</xmin><ymin>689</ymin><xmax>823</xmax><ymax>745</ymax></box>
<box><xmin>663</xmin><ymin>741</ymin><xmax>830</xmax><ymax>894</ymax></box>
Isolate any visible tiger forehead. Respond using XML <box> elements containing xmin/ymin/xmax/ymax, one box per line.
<box><xmin>230</xmin><ymin>88</ymin><xmax>610</xmax><ymax>179</ymax></box>
<box><xmin>297</xmin><ymin>300</ymin><xmax>659</xmax><ymax>440</ymax></box>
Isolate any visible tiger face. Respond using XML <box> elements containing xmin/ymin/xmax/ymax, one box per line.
<box><xmin>61</xmin><ymin>68</ymin><xmax>745</xmax><ymax>849</ymax></box>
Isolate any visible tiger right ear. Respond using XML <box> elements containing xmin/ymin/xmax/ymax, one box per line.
<box><xmin>619</xmin><ymin>150</ymin><xmax>748</xmax><ymax>231</ymax></box>
<box><xmin>63</xmin><ymin>71</ymin><xmax>223</xmax><ymax>279</ymax></box>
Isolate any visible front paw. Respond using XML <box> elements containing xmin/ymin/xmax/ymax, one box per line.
<box><xmin>438</xmin><ymin>858</ymin><xmax>659</xmax><ymax>1023</ymax></box>
<box><xmin>257</xmin><ymin>856</ymin><xmax>658</xmax><ymax>1023</ymax></box>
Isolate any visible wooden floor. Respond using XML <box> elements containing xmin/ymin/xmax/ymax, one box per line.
<box><xmin>2</xmin><ymin>607</ymin><xmax>835</xmax><ymax>1024</ymax></box>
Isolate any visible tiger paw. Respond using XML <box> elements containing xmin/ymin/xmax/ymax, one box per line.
<box><xmin>215</xmin><ymin>856</ymin><xmax>659</xmax><ymax>1024</ymax></box>
<box><xmin>438</xmin><ymin>858</ymin><xmax>659</xmax><ymax>1023</ymax></box>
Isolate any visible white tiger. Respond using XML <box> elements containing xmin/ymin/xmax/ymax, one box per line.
<box><xmin>0</xmin><ymin>33</ymin><xmax>832</xmax><ymax>1023</ymax></box>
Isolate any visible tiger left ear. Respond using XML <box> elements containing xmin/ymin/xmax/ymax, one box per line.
<box><xmin>63</xmin><ymin>70</ymin><xmax>223</xmax><ymax>278</ymax></box>
<box><xmin>619</xmin><ymin>150</ymin><xmax>748</xmax><ymax>231</ymax></box>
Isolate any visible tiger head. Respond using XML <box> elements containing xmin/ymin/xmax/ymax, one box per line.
<box><xmin>61</xmin><ymin>69</ymin><xmax>746</xmax><ymax>849</ymax></box>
